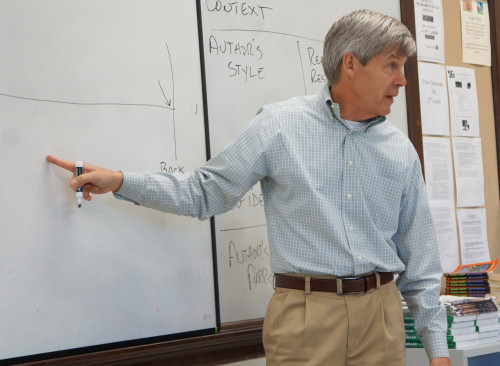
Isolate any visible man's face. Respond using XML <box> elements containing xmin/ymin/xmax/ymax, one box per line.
<box><xmin>351</xmin><ymin>49</ymin><xmax>407</xmax><ymax>119</ymax></box>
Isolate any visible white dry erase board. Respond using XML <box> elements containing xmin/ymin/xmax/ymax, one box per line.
<box><xmin>0</xmin><ymin>0</ymin><xmax>215</xmax><ymax>362</ymax></box>
<box><xmin>0</xmin><ymin>0</ymin><xmax>409</xmax><ymax>362</ymax></box>
<box><xmin>200</xmin><ymin>0</ymin><xmax>407</xmax><ymax>323</ymax></box>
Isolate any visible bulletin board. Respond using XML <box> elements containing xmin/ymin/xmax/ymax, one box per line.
<box><xmin>401</xmin><ymin>0</ymin><xmax>500</xmax><ymax>274</ymax></box>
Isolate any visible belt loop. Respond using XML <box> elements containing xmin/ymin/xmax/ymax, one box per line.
<box><xmin>375</xmin><ymin>272</ymin><xmax>381</xmax><ymax>289</ymax></box>
<box><xmin>305</xmin><ymin>276</ymin><xmax>311</xmax><ymax>295</ymax></box>
<box><xmin>336</xmin><ymin>278</ymin><xmax>343</xmax><ymax>295</ymax></box>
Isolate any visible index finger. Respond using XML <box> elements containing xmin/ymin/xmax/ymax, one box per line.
<box><xmin>46</xmin><ymin>155</ymin><xmax>76</xmax><ymax>173</ymax></box>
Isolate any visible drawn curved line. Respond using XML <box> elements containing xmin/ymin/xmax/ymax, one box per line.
<box><xmin>165</xmin><ymin>42</ymin><xmax>178</xmax><ymax>160</ymax></box>
<box><xmin>210</xmin><ymin>28</ymin><xmax>322</xmax><ymax>43</ymax></box>
<box><xmin>296</xmin><ymin>41</ymin><xmax>307</xmax><ymax>95</ymax></box>
<box><xmin>0</xmin><ymin>92</ymin><xmax>174</xmax><ymax>110</ymax></box>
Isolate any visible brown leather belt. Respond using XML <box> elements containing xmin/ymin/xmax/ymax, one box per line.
<box><xmin>275</xmin><ymin>272</ymin><xmax>393</xmax><ymax>295</ymax></box>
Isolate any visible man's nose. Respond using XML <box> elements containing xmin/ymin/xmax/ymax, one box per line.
<box><xmin>395</xmin><ymin>68</ymin><xmax>407</xmax><ymax>87</ymax></box>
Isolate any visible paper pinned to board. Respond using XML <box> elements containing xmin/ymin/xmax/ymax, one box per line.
<box><xmin>457</xmin><ymin>208</ymin><xmax>490</xmax><ymax>265</ymax></box>
<box><xmin>452</xmin><ymin>137</ymin><xmax>485</xmax><ymax>208</ymax></box>
<box><xmin>460</xmin><ymin>0</ymin><xmax>491</xmax><ymax>66</ymax></box>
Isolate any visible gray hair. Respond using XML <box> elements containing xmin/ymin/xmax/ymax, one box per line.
<box><xmin>323</xmin><ymin>9</ymin><xmax>416</xmax><ymax>86</ymax></box>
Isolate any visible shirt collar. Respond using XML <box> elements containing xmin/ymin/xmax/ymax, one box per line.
<box><xmin>319</xmin><ymin>84</ymin><xmax>386</xmax><ymax>130</ymax></box>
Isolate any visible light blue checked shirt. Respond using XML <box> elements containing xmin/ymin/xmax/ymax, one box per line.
<box><xmin>115</xmin><ymin>84</ymin><xmax>448</xmax><ymax>360</ymax></box>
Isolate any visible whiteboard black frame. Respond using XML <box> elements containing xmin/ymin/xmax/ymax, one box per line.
<box><xmin>0</xmin><ymin>0</ymin><xmax>220</xmax><ymax>364</ymax></box>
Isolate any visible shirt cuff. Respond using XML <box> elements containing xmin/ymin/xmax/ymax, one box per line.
<box><xmin>113</xmin><ymin>171</ymin><xmax>145</xmax><ymax>205</ymax></box>
<box><xmin>421</xmin><ymin>331</ymin><xmax>450</xmax><ymax>361</ymax></box>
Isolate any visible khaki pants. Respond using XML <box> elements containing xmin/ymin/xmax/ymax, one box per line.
<box><xmin>263</xmin><ymin>280</ymin><xmax>405</xmax><ymax>366</ymax></box>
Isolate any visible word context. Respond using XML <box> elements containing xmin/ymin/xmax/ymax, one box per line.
<box><xmin>206</xmin><ymin>0</ymin><xmax>273</xmax><ymax>20</ymax></box>
<box><xmin>209</xmin><ymin>35</ymin><xmax>265</xmax><ymax>82</ymax></box>
<box><xmin>228</xmin><ymin>240</ymin><xmax>274</xmax><ymax>290</ymax></box>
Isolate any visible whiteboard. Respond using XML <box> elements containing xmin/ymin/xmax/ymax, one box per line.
<box><xmin>0</xmin><ymin>0</ymin><xmax>216</xmax><ymax>361</ymax></box>
<box><xmin>200</xmin><ymin>0</ymin><xmax>407</xmax><ymax>323</ymax></box>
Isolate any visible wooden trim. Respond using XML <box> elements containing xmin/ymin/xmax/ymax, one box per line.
<box><xmin>489</xmin><ymin>0</ymin><xmax>500</xmax><ymax>195</ymax></box>
<box><xmin>17</xmin><ymin>320</ymin><xmax>265</xmax><ymax>366</ymax></box>
<box><xmin>400</xmin><ymin>0</ymin><xmax>425</xmax><ymax>174</ymax></box>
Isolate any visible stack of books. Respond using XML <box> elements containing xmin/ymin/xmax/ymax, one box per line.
<box><xmin>402</xmin><ymin>301</ymin><xmax>422</xmax><ymax>349</ymax></box>
<box><xmin>441</xmin><ymin>296</ymin><xmax>500</xmax><ymax>348</ymax></box>
<box><xmin>488</xmin><ymin>272</ymin><xmax>500</xmax><ymax>298</ymax></box>
<box><xmin>475</xmin><ymin>310</ymin><xmax>500</xmax><ymax>345</ymax></box>
<box><xmin>445</xmin><ymin>272</ymin><xmax>490</xmax><ymax>297</ymax></box>
<box><xmin>402</xmin><ymin>306</ymin><xmax>480</xmax><ymax>349</ymax></box>
<box><xmin>404</xmin><ymin>296</ymin><xmax>500</xmax><ymax>350</ymax></box>
<box><xmin>446</xmin><ymin>313</ymin><xmax>478</xmax><ymax>349</ymax></box>
<box><xmin>444</xmin><ymin>260</ymin><xmax>498</xmax><ymax>297</ymax></box>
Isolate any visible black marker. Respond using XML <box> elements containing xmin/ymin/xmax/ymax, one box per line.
<box><xmin>75</xmin><ymin>161</ymin><xmax>83</xmax><ymax>208</ymax></box>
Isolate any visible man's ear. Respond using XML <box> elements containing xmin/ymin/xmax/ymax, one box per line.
<box><xmin>341</xmin><ymin>52</ymin><xmax>359</xmax><ymax>79</ymax></box>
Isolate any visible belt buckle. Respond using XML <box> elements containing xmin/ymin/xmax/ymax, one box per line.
<box><xmin>336</xmin><ymin>276</ymin><xmax>361</xmax><ymax>295</ymax></box>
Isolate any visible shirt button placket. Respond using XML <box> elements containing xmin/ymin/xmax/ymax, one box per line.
<box><xmin>343</xmin><ymin>133</ymin><xmax>360</xmax><ymax>272</ymax></box>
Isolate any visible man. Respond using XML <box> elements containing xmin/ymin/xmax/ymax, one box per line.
<box><xmin>47</xmin><ymin>10</ymin><xmax>451</xmax><ymax>366</ymax></box>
